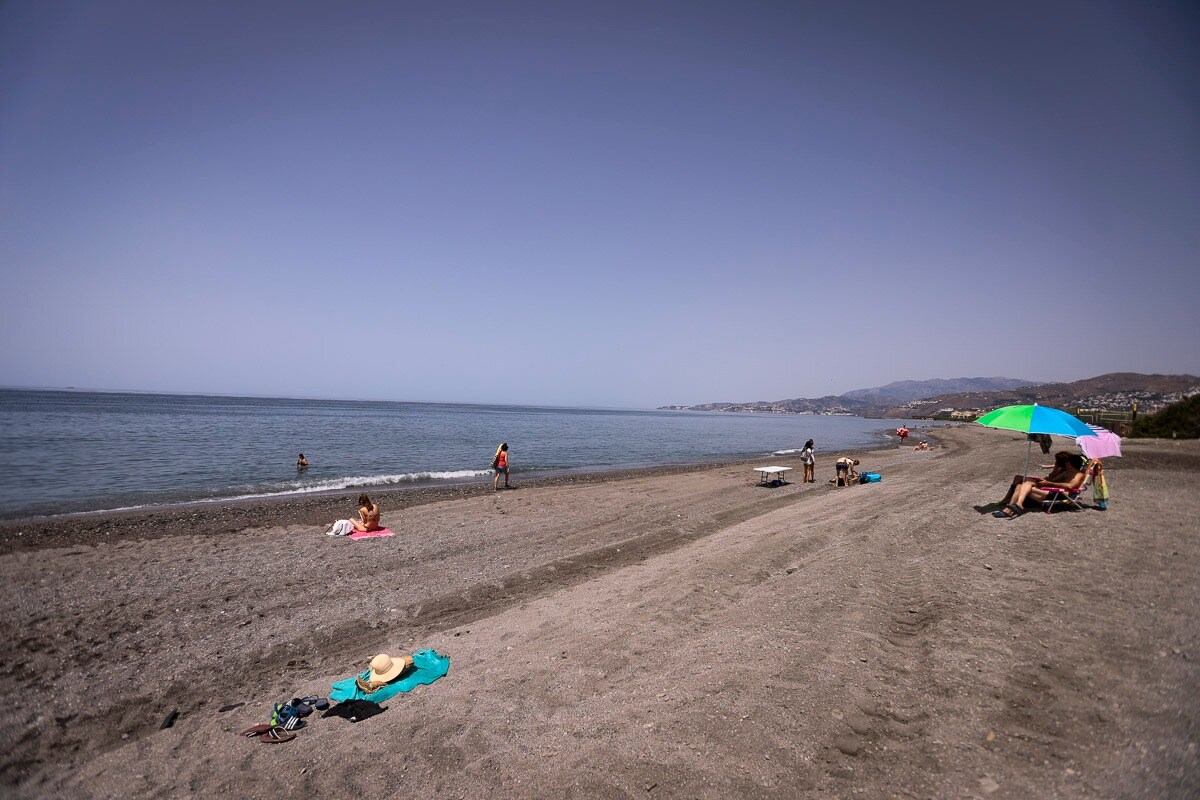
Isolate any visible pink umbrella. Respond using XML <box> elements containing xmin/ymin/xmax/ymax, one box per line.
<box><xmin>1076</xmin><ymin>424</ymin><xmax>1122</xmax><ymax>459</ymax></box>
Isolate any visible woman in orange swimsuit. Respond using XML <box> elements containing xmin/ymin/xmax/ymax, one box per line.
<box><xmin>492</xmin><ymin>443</ymin><xmax>510</xmax><ymax>490</ymax></box>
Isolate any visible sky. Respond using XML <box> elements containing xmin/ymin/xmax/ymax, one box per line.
<box><xmin>1</xmin><ymin>1</ymin><xmax>1198</xmax><ymax>408</ymax></box>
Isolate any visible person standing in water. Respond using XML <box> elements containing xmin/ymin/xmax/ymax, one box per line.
<box><xmin>297</xmin><ymin>453</ymin><xmax>308</xmax><ymax>469</ymax></box>
<box><xmin>492</xmin><ymin>443</ymin><xmax>510</xmax><ymax>490</ymax></box>
<box><xmin>800</xmin><ymin>439</ymin><xmax>815</xmax><ymax>483</ymax></box>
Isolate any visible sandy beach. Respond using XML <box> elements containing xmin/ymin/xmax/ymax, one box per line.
<box><xmin>1</xmin><ymin>425</ymin><xmax>1196</xmax><ymax>798</ymax></box>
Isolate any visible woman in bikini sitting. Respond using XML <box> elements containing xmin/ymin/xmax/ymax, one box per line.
<box><xmin>352</xmin><ymin>493</ymin><xmax>381</xmax><ymax>532</ymax></box>
<box><xmin>999</xmin><ymin>451</ymin><xmax>1072</xmax><ymax>506</ymax></box>
<box><xmin>994</xmin><ymin>454</ymin><xmax>1086</xmax><ymax>518</ymax></box>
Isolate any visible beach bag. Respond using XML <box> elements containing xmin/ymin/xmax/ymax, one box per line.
<box><xmin>327</xmin><ymin>519</ymin><xmax>354</xmax><ymax>537</ymax></box>
<box><xmin>490</xmin><ymin>454</ymin><xmax>500</xmax><ymax>469</ymax></box>
<box><xmin>859</xmin><ymin>472</ymin><xmax>882</xmax><ymax>483</ymax></box>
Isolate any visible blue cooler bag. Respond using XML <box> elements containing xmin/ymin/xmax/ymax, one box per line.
<box><xmin>860</xmin><ymin>472</ymin><xmax>882</xmax><ymax>483</ymax></box>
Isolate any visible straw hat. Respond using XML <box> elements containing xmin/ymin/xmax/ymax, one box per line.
<box><xmin>367</xmin><ymin>653</ymin><xmax>409</xmax><ymax>684</ymax></box>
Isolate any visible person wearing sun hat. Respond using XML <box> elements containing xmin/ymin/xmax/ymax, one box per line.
<box><xmin>355</xmin><ymin>653</ymin><xmax>414</xmax><ymax>694</ymax></box>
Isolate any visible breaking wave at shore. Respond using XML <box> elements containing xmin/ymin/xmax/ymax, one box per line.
<box><xmin>223</xmin><ymin>468</ymin><xmax>496</xmax><ymax>502</ymax></box>
<box><xmin>20</xmin><ymin>468</ymin><xmax>500</xmax><ymax>520</ymax></box>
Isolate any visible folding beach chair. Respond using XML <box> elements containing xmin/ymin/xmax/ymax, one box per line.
<box><xmin>1041</xmin><ymin>461</ymin><xmax>1093</xmax><ymax>513</ymax></box>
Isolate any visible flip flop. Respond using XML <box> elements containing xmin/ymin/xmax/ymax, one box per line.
<box><xmin>262</xmin><ymin>728</ymin><xmax>296</xmax><ymax>743</ymax></box>
<box><xmin>289</xmin><ymin>698</ymin><xmax>314</xmax><ymax>717</ymax></box>
<box><xmin>239</xmin><ymin>723</ymin><xmax>274</xmax><ymax>737</ymax></box>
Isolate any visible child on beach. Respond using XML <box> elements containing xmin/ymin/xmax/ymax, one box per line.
<box><xmin>801</xmin><ymin>440</ymin><xmax>815</xmax><ymax>483</ymax></box>
<box><xmin>492</xmin><ymin>443</ymin><xmax>510</xmax><ymax>490</ymax></box>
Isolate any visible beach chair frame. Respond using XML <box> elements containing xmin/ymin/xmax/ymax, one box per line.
<box><xmin>1041</xmin><ymin>461</ymin><xmax>1094</xmax><ymax>513</ymax></box>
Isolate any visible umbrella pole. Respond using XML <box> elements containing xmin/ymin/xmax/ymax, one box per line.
<box><xmin>1022</xmin><ymin>439</ymin><xmax>1032</xmax><ymax>480</ymax></box>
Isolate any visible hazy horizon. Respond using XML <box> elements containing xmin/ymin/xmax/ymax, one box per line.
<box><xmin>3</xmin><ymin>1</ymin><xmax>1198</xmax><ymax>407</ymax></box>
<box><xmin>3</xmin><ymin>368</ymin><xmax>1193</xmax><ymax>411</ymax></box>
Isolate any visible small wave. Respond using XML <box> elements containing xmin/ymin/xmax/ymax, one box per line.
<box><xmin>772</xmin><ymin>448</ymin><xmax>803</xmax><ymax>455</ymax></box>
<box><xmin>222</xmin><ymin>469</ymin><xmax>494</xmax><ymax>502</ymax></box>
<box><xmin>24</xmin><ymin>469</ymin><xmax>495</xmax><ymax>520</ymax></box>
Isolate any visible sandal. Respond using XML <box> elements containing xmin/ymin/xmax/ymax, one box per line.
<box><xmin>239</xmin><ymin>723</ymin><xmax>274</xmax><ymax>738</ymax></box>
<box><xmin>262</xmin><ymin>727</ymin><xmax>296</xmax><ymax>743</ymax></box>
<box><xmin>270</xmin><ymin>703</ymin><xmax>306</xmax><ymax>730</ymax></box>
<box><xmin>992</xmin><ymin>503</ymin><xmax>1021</xmax><ymax>519</ymax></box>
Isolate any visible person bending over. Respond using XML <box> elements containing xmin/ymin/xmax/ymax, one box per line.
<box><xmin>994</xmin><ymin>455</ymin><xmax>1086</xmax><ymax>518</ymax></box>
<box><xmin>352</xmin><ymin>493</ymin><xmax>381</xmax><ymax>532</ymax></box>
<box><xmin>835</xmin><ymin>457</ymin><xmax>859</xmax><ymax>487</ymax></box>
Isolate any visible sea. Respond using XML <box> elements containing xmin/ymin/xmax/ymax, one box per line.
<box><xmin>0</xmin><ymin>389</ymin><xmax>934</xmax><ymax>520</ymax></box>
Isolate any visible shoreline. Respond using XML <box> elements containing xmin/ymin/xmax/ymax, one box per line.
<box><xmin>0</xmin><ymin>426</ymin><xmax>940</xmax><ymax>552</ymax></box>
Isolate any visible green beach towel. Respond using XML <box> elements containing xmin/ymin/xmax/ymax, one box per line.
<box><xmin>330</xmin><ymin>649</ymin><xmax>450</xmax><ymax>703</ymax></box>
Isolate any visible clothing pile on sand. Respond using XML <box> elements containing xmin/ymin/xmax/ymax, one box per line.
<box><xmin>236</xmin><ymin>649</ymin><xmax>450</xmax><ymax>744</ymax></box>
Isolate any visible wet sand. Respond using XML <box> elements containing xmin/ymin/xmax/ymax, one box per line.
<box><xmin>1</xmin><ymin>426</ymin><xmax>1196</xmax><ymax>798</ymax></box>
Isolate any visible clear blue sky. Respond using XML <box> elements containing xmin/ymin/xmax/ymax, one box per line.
<box><xmin>2</xmin><ymin>1</ymin><xmax>1197</xmax><ymax>407</ymax></box>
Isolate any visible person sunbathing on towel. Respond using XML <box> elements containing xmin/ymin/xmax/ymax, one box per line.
<box><xmin>994</xmin><ymin>454</ymin><xmax>1086</xmax><ymax>518</ymax></box>
<box><xmin>352</xmin><ymin>493</ymin><xmax>381</xmax><ymax>532</ymax></box>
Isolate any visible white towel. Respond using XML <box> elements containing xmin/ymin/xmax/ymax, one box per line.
<box><xmin>326</xmin><ymin>519</ymin><xmax>354</xmax><ymax>537</ymax></box>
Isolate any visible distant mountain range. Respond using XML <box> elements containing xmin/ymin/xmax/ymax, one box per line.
<box><xmin>659</xmin><ymin>373</ymin><xmax>1200</xmax><ymax>418</ymax></box>
<box><xmin>893</xmin><ymin>372</ymin><xmax>1200</xmax><ymax>418</ymax></box>
<box><xmin>841</xmin><ymin>377</ymin><xmax>1033</xmax><ymax>405</ymax></box>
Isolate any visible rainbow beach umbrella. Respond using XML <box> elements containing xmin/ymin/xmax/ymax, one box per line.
<box><xmin>975</xmin><ymin>404</ymin><xmax>1097</xmax><ymax>477</ymax></box>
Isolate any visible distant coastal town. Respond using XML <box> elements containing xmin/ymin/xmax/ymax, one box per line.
<box><xmin>659</xmin><ymin>372</ymin><xmax>1200</xmax><ymax>423</ymax></box>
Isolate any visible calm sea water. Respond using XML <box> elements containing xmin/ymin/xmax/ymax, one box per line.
<box><xmin>0</xmin><ymin>390</ymin><xmax>931</xmax><ymax>519</ymax></box>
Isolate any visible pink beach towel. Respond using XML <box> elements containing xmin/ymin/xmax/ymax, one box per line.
<box><xmin>348</xmin><ymin>527</ymin><xmax>395</xmax><ymax>540</ymax></box>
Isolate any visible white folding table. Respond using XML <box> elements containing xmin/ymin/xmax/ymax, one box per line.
<box><xmin>754</xmin><ymin>466</ymin><xmax>793</xmax><ymax>486</ymax></box>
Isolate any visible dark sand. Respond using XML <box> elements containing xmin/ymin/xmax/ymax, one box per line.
<box><xmin>0</xmin><ymin>426</ymin><xmax>1196</xmax><ymax>798</ymax></box>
